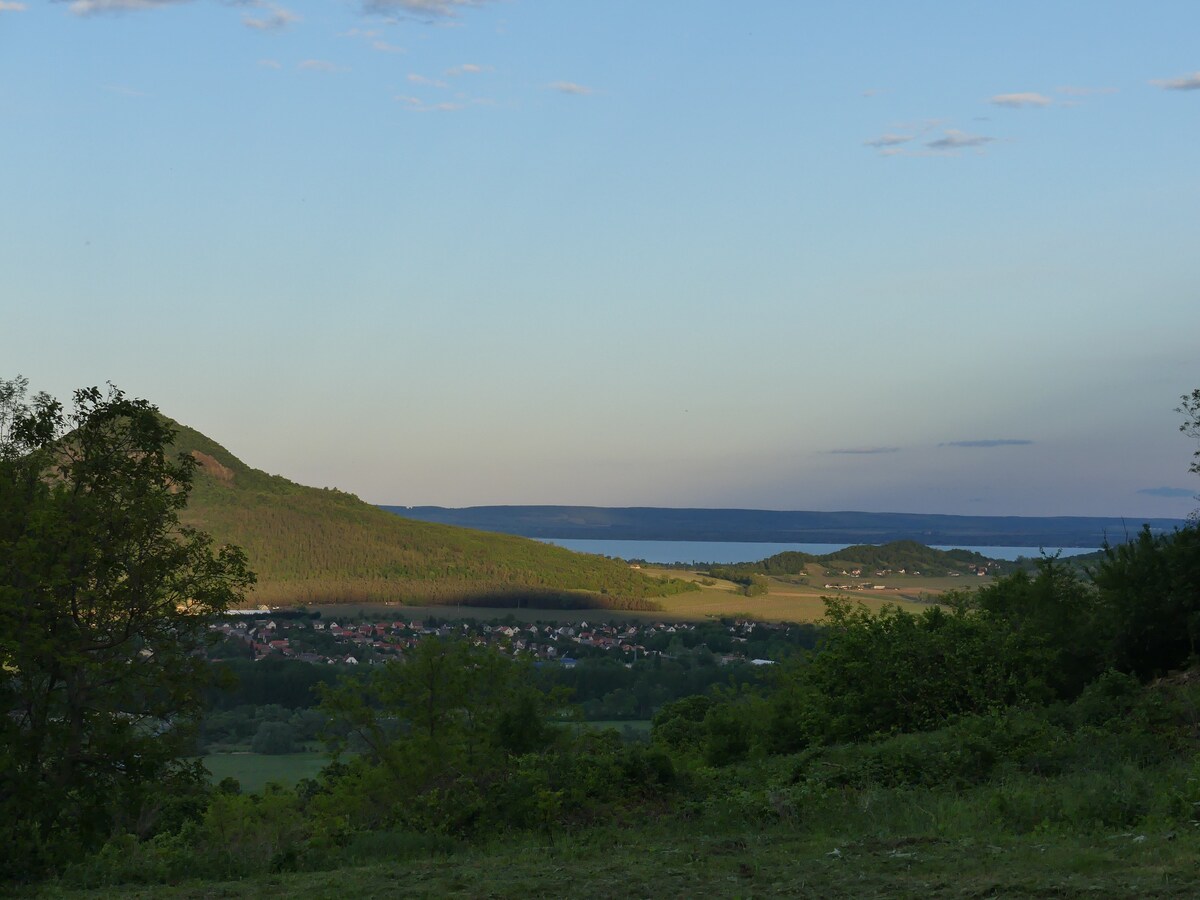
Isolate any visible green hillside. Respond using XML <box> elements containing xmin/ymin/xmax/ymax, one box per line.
<box><xmin>704</xmin><ymin>540</ymin><xmax>1010</xmax><ymax>581</ymax></box>
<box><xmin>166</xmin><ymin>422</ymin><xmax>693</xmax><ymax>608</ymax></box>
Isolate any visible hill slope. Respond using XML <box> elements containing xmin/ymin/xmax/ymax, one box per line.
<box><xmin>702</xmin><ymin>540</ymin><xmax>1006</xmax><ymax>579</ymax></box>
<box><xmin>166</xmin><ymin>423</ymin><xmax>691</xmax><ymax>608</ymax></box>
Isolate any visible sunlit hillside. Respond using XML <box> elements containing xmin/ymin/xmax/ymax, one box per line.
<box><xmin>166</xmin><ymin>421</ymin><xmax>693</xmax><ymax>609</ymax></box>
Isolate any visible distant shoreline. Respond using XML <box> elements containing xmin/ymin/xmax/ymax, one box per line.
<box><xmin>380</xmin><ymin>505</ymin><xmax>1186</xmax><ymax>549</ymax></box>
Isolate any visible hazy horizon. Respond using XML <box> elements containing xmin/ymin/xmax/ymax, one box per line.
<box><xmin>3</xmin><ymin>1</ymin><xmax>1197</xmax><ymax>519</ymax></box>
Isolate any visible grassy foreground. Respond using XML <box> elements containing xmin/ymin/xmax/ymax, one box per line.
<box><xmin>38</xmin><ymin>822</ymin><xmax>1200</xmax><ymax>898</ymax></box>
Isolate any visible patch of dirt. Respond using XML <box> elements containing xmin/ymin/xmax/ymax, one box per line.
<box><xmin>191</xmin><ymin>450</ymin><xmax>235</xmax><ymax>486</ymax></box>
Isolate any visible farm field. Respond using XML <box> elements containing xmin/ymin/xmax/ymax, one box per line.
<box><xmin>644</xmin><ymin>566</ymin><xmax>970</xmax><ymax>622</ymax></box>
<box><xmin>201</xmin><ymin>752</ymin><xmax>329</xmax><ymax>794</ymax></box>
<box><xmin>575</xmin><ymin>719</ymin><xmax>651</xmax><ymax>739</ymax></box>
<box><xmin>301</xmin><ymin>566</ymin><xmax>982</xmax><ymax>626</ymax></box>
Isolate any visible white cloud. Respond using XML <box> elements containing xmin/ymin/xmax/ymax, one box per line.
<box><xmin>0</xmin><ymin>2</ymin><xmax>28</xmax><ymax>11</ymax></box>
<box><xmin>243</xmin><ymin>3</ymin><xmax>299</xmax><ymax>31</ymax></box>
<box><xmin>363</xmin><ymin>0</ymin><xmax>494</xmax><ymax>19</ymax></box>
<box><xmin>1152</xmin><ymin>71</ymin><xmax>1200</xmax><ymax>91</ymax></box>
<box><xmin>258</xmin><ymin>58</ymin><xmax>283</xmax><ymax>69</ymax></box>
<box><xmin>864</xmin><ymin>133</ymin><xmax>913</xmax><ymax>148</ymax></box>
<box><xmin>925</xmin><ymin>129</ymin><xmax>994</xmax><ymax>151</ymax></box>
<box><xmin>990</xmin><ymin>92</ymin><xmax>1052</xmax><ymax>108</ymax></box>
<box><xmin>299</xmin><ymin>59</ymin><xmax>345</xmax><ymax>73</ymax></box>
<box><xmin>549</xmin><ymin>81</ymin><xmax>593</xmax><ymax>96</ymax></box>
<box><xmin>395</xmin><ymin>94</ymin><xmax>466</xmax><ymax>112</ymax></box>
<box><xmin>68</xmin><ymin>0</ymin><xmax>189</xmax><ymax>13</ymax></box>
<box><xmin>341</xmin><ymin>27</ymin><xmax>404</xmax><ymax>54</ymax></box>
<box><xmin>408</xmin><ymin>73</ymin><xmax>449</xmax><ymax>88</ymax></box>
<box><xmin>448</xmin><ymin>63</ymin><xmax>489</xmax><ymax>75</ymax></box>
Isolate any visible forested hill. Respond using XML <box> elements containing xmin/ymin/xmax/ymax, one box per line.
<box><xmin>165</xmin><ymin>423</ymin><xmax>692</xmax><ymax>608</ymax></box>
<box><xmin>383</xmin><ymin>505</ymin><xmax>1188</xmax><ymax>548</ymax></box>
<box><xmin>705</xmin><ymin>541</ymin><xmax>1005</xmax><ymax>580</ymax></box>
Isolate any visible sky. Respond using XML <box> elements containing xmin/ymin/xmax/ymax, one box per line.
<box><xmin>1</xmin><ymin>0</ymin><xmax>1198</xmax><ymax>518</ymax></box>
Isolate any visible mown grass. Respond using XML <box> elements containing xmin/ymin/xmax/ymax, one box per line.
<box><xmin>201</xmin><ymin>753</ymin><xmax>329</xmax><ymax>794</ymax></box>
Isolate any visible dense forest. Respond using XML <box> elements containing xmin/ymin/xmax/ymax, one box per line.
<box><xmin>689</xmin><ymin>539</ymin><xmax>1008</xmax><ymax>583</ymax></box>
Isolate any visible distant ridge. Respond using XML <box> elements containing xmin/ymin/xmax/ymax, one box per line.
<box><xmin>380</xmin><ymin>505</ymin><xmax>1189</xmax><ymax>548</ymax></box>
<box><xmin>164</xmin><ymin>424</ymin><xmax>693</xmax><ymax>608</ymax></box>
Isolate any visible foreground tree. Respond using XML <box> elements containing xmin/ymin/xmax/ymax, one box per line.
<box><xmin>1181</xmin><ymin>388</ymin><xmax>1200</xmax><ymax>517</ymax></box>
<box><xmin>0</xmin><ymin>379</ymin><xmax>254</xmax><ymax>878</ymax></box>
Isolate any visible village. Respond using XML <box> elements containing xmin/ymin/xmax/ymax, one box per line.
<box><xmin>820</xmin><ymin>563</ymin><xmax>992</xmax><ymax>591</ymax></box>
<box><xmin>210</xmin><ymin>614</ymin><xmax>801</xmax><ymax>668</ymax></box>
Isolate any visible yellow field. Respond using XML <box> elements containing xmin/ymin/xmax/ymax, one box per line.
<box><xmin>294</xmin><ymin>566</ymin><xmax>991</xmax><ymax>625</ymax></box>
<box><xmin>645</xmin><ymin>566</ymin><xmax>989</xmax><ymax>622</ymax></box>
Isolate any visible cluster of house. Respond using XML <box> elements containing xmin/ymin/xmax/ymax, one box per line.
<box><xmin>210</xmin><ymin>616</ymin><xmax>779</xmax><ymax>667</ymax></box>
<box><xmin>821</xmin><ymin>562</ymin><xmax>995</xmax><ymax>591</ymax></box>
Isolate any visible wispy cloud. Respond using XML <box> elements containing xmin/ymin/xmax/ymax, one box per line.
<box><xmin>1151</xmin><ymin>71</ymin><xmax>1200</xmax><ymax>91</ymax></box>
<box><xmin>395</xmin><ymin>94</ymin><xmax>466</xmax><ymax>112</ymax></box>
<box><xmin>925</xmin><ymin>129</ymin><xmax>994</xmax><ymax>151</ymax></box>
<box><xmin>1136</xmin><ymin>486</ymin><xmax>1196</xmax><ymax>498</ymax></box>
<box><xmin>864</xmin><ymin>132</ymin><xmax>914</xmax><ymax>149</ymax></box>
<box><xmin>864</xmin><ymin>120</ymin><xmax>947</xmax><ymax>156</ymax></box>
<box><xmin>258</xmin><ymin>58</ymin><xmax>283</xmax><ymax>69</ymax></box>
<box><xmin>299</xmin><ymin>59</ymin><xmax>346</xmax><ymax>73</ymax></box>
<box><xmin>448</xmin><ymin>63</ymin><xmax>489</xmax><ymax>76</ymax></box>
<box><xmin>341</xmin><ymin>27</ymin><xmax>404</xmax><ymax>53</ymax></box>
<box><xmin>0</xmin><ymin>2</ymin><xmax>28</xmax><ymax>11</ymax></box>
<box><xmin>940</xmin><ymin>439</ymin><xmax>1033</xmax><ymax>448</ymax></box>
<box><xmin>549</xmin><ymin>81</ymin><xmax>594</xmax><ymax>96</ymax></box>
<box><xmin>362</xmin><ymin>0</ymin><xmax>494</xmax><ymax>20</ymax></box>
<box><xmin>243</xmin><ymin>3</ymin><xmax>299</xmax><ymax>32</ymax></box>
<box><xmin>829</xmin><ymin>447</ymin><xmax>900</xmax><ymax>455</ymax></box>
<box><xmin>990</xmin><ymin>92</ymin><xmax>1052</xmax><ymax>108</ymax></box>
<box><xmin>67</xmin><ymin>0</ymin><xmax>188</xmax><ymax>13</ymax></box>
<box><xmin>408</xmin><ymin>73</ymin><xmax>449</xmax><ymax>88</ymax></box>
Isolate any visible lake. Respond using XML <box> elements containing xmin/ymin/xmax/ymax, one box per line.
<box><xmin>535</xmin><ymin>538</ymin><xmax>1101</xmax><ymax>565</ymax></box>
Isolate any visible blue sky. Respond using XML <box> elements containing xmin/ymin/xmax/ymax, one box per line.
<box><xmin>2</xmin><ymin>0</ymin><xmax>1197</xmax><ymax>517</ymax></box>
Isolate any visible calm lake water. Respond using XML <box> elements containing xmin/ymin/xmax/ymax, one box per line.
<box><xmin>535</xmin><ymin>538</ymin><xmax>1101</xmax><ymax>565</ymax></box>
